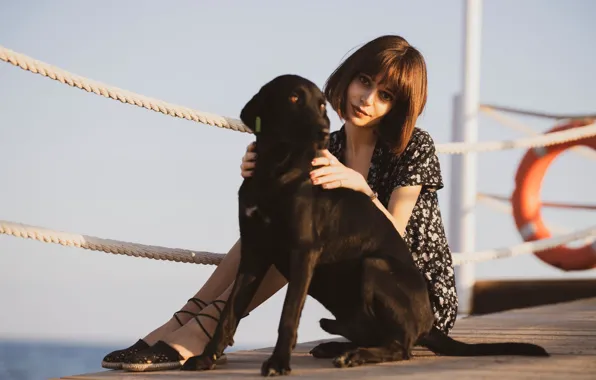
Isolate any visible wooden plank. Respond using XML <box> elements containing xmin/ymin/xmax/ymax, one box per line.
<box><xmin>55</xmin><ymin>297</ymin><xmax>596</xmax><ymax>380</ymax></box>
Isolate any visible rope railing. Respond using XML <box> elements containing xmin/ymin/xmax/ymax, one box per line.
<box><xmin>476</xmin><ymin>194</ymin><xmax>570</xmax><ymax>236</ymax></box>
<box><xmin>478</xmin><ymin>192</ymin><xmax>596</xmax><ymax>211</ymax></box>
<box><xmin>2</xmin><ymin>219</ymin><xmax>594</xmax><ymax>266</ymax></box>
<box><xmin>2</xmin><ymin>44</ymin><xmax>595</xmax><ymax>269</ymax></box>
<box><xmin>479</xmin><ymin>104</ymin><xmax>596</xmax><ymax>120</ymax></box>
<box><xmin>452</xmin><ymin>225</ymin><xmax>596</xmax><ymax>265</ymax></box>
<box><xmin>436</xmin><ymin>122</ymin><xmax>596</xmax><ymax>153</ymax></box>
<box><xmin>0</xmin><ymin>45</ymin><xmax>250</xmax><ymax>134</ymax></box>
<box><xmin>479</xmin><ymin>106</ymin><xmax>596</xmax><ymax>160</ymax></box>
<box><xmin>0</xmin><ymin>220</ymin><xmax>225</xmax><ymax>265</ymax></box>
<box><xmin>2</xmin><ymin>44</ymin><xmax>596</xmax><ymax>154</ymax></box>
<box><xmin>476</xmin><ymin>193</ymin><xmax>595</xmax><ymax>247</ymax></box>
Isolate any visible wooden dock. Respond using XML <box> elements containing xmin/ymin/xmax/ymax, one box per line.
<box><xmin>56</xmin><ymin>297</ymin><xmax>596</xmax><ymax>379</ymax></box>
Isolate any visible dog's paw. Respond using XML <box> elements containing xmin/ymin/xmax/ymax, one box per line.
<box><xmin>310</xmin><ymin>345</ymin><xmax>335</xmax><ymax>359</ymax></box>
<box><xmin>180</xmin><ymin>354</ymin><xmax>217</xmax><ymax>371</ymax></box>
<box><xmin>310</xmin><ymin>342</ymin><xmax>351</xmax><ymax>359</ymax></box>
<box><xmin>332</xmin><ymin>350</ymin><xmax>364</xmax><ymax>368</ymax></box>
<box><xmin>261</xmin><ymin>355</ymin><xmax>291</xmax><ymax>377</ymax></box>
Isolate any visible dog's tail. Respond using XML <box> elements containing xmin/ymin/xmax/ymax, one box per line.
<box><xmin>418</xmin><ymin>327</ymin><xmax>549</xmax><ymax>357</ymax></box>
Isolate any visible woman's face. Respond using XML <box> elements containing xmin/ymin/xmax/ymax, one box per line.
<box><xmin>344</xmin><ymin>73</ymin><xmax>395</xmax><ymax>128</ymax></box>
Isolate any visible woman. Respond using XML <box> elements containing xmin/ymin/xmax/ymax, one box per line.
<box><xmin>103</xmin><ymin>34</ymin><xmax>458</xmax><ymax>372</ymax></box>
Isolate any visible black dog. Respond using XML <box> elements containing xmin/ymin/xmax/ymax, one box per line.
<box><xmin>181</xmin><ymin>74</ymin><xmax>548</xmax><ymax>376</ymax></box>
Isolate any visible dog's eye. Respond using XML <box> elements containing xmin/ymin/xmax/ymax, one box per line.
<box><xmin>289</xmin><ymin>93</ymin><xmax>299</xmax><ymax>104</ymax></box>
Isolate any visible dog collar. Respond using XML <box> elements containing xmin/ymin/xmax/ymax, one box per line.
<box><xmin>255</xmin><ymin>116</ymin><xmax>262</xmax><ymax>133</ymax></box>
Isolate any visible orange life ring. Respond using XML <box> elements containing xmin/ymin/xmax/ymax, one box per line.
<box><xmin>512</xmin><ymin>119</ymin><xmax>596</xmax><ymax>271</ymax></box>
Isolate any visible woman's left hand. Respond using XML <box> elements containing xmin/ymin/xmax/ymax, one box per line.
<box><xmin>310</xmin><ymin>150</ymin><xmax>371</xmax><ymax>195</ymax></box>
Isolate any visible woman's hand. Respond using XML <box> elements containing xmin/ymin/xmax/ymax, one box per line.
<box><xmin>240</xmin><ymin>142</ymin><xmax>257</xmax><ymax>178</ymax></box>
<box><xmin>242</xmin><ymin>145</ymin><xmax>372</xmax><ymax>197</ymax></box>
<box><xmin>310</xmin><ymin>150</ymin><xmax>372</xmax><ymax>195</ymax></box>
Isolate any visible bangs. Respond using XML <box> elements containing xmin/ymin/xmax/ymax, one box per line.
<box><xmin>358</xmin><ymin>52</ymin><xmax>404</xmax><ymax>97</ymax></box>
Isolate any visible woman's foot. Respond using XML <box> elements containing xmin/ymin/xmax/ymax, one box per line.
<box><xmin>164</xmin><ymin>305</ymin><xmax>221</xmax><ymax>359</ymax></box>
<box><xmin>122</xmin><ymin>300</ymin><xmax>226</xmax><ymax>372</ymax></box>
<box><xmin>101</xmin><ymin>339</ymin><xmax>150</xmax><ymax>370</ymax></box>
<box><xmin>101</xmin><ymin>297</ymin><xmax>207</xmax><ymax>370</ymax></box>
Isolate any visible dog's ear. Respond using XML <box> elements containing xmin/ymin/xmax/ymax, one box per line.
<box><xmin>240</xmin><ymin>87</ymin><xmax>267</xmax><ymax>133</ymax></box>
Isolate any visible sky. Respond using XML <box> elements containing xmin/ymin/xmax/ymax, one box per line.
<box><xmin>0</xmin><ymin>0</ymin><xmax>595</xmax><ymax>347</ymax></box>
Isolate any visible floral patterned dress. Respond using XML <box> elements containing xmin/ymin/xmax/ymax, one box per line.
<box><xmin>328</xmin><ymin>126</ymin><xmax>458</xmax><ymax>334</ymax></box>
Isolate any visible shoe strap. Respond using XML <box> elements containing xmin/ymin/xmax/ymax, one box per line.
<box><xmin>210</xmin><ymin>299</ymin><xmax>227</xmax><ymax>314</ymax></box>
<box><xmin>193</xmin><ymin>313</ymin><xmax>220</xmax><ymax>341</ymax></box>
<box><xmin>188</xmin><ymin>297</ymin><xmax>207</xmax><ymax>309</ymax></box>
<box><xmin>173</xmin><ymin>310</ymin><xmax>196</xmax><ymax>327</ymax></box>
<box><xmin>172</xmin><ymin>297</ymin><xmax>208</xmax><ymax>326</ymax></box>
<box><xmin>208</xmin><ymin>300</ymin><xmax>250</xmax><ymax>318</ymax></box>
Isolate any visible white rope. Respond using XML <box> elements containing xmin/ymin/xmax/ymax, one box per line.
<box><xmin>0</xmin><ymin>220</ymin><xmax>225</xmax><ymax>265</ymax></box>
<box><xmin>2</xmin><ymin>44</ymin><xmax>596</xmax><ymax>154</ymax></box>
<box><xmin>479</xmin><ymin>106</ymin><xmax>596</xmax><ymax>160</ymax></box>
<box><xmin>479</xmin><ymin>104</ymin><xmax>596</xmax><ymax>120</ymax></box>
<box><xmin>476</xmin><ymin>193</ymin><xmax>595</xmax><ymax>246</ymax></box>
<box><xmin>476</xmin><ymin>193</ymin><xmax>571</xmax><ymax>235</ymax></box>
<box><xmin>452</xmin><ymin>225</ymin><xmax>596</xmax><ymax>265</ymax></box>
<box><xmin>2</xmin><ymin>219</ymin><xmax>594</xmax><ymax>267</ymax></box>
<box><xmin>478</xmin><ymin>192</ymin><xmax>596</xmax><ymax>211</ymax></box>
<box><xmin>2</xmin><ymin>47</ymin><xmax>596</xmax><ymax>267</ymax></box>
<box><xmin>0</xmin><ymin>45</ymin><xmax>250</xmax><ymax>133</ymax></box>
<box><xmin>436</xmin><ymin>122</ymin><xmax>596</xmax><ymax>154</ymax></box>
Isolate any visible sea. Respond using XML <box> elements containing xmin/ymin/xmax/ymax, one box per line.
<box><xmin>0</xmin><ymin>340</ymin><xmax>257</xmax><ymax>380</ymax></box>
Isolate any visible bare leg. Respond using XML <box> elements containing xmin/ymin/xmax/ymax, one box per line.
<box><xmin>143</xmin><ymin>238</ymin><xmax>288</xmax><ymax>346</ymax></box>
<box><xmin>159</xmin><ymin>264</ymin><xmax>287</xmax><ymax>358</ymax></box>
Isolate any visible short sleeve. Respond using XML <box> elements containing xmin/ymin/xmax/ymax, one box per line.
<box><xmin>392</xmin><ymin>129</ymin><xmax>444</xmax><ymax>191</ymax></box>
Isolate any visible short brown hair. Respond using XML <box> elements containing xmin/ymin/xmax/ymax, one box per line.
<box><xmin>324</xmin><ymin>35</ymin><xmax>428</xmax><ymax>155</ymax></box>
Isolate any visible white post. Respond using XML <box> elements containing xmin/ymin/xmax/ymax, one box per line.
<box><xmin>451</xmin><ymin>0</ymin><xmax>482</xmax><ymax>316</ymax></box>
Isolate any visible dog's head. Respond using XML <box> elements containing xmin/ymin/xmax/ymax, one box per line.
<box><xmin>240</xmin><ymin>75</ymin><xmax>330</xmax><ymax>149</ymax></box>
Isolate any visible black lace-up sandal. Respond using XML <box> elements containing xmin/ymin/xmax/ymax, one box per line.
<box><xmin>121</xmin><ymin>300</ymin><xmax>229</xmax><ymax>372</ymax></box>
<box><xmin>100</xmin><ymin>297</ymin><xmax>208</xmax><ymax>370</ymax></box>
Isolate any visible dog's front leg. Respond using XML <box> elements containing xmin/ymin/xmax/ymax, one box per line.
<box><xmin>182</xmin><ymin>227</ymin><xmax>272</xmax><ymax>371</ymax></box>
<box><xmin>261</xmin><ymin>247</ymin><xmax>320</xmax><ymax>377</ymax></box>
<box><xmin>222</xmin><ymin>265</ymin><xmax>271</xmax><ymax>345</ymax></box>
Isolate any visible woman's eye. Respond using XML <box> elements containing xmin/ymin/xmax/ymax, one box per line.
<box><xmin>358</xmin><ymin>75</ymin><xmax>370</xmax><ymax>85</ymax></box>
<box><xmin>380</xmin><ymin>91</ymin><xmax>393</xmax><ymax>102</ymax></box>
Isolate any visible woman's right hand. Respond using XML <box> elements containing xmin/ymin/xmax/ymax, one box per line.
<box><xmin>240</xmin><ymin>142</ymin><xmax>257</xmax><ymax>178</ymax></box>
